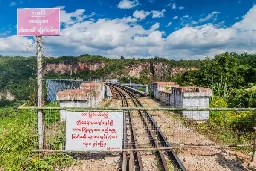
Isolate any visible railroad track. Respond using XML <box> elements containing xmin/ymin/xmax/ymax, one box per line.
<box><xmin>109</xmin><ymin>84</ymin><xmax>185</xmax><ymax>171</ymax></box>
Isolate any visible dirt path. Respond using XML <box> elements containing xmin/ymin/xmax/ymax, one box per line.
<box><xmin>63</xmin><ymin>155</ymin><xmax>120</xmax><ymax>171</ymax></box>
<box><xmin>139</xmin><ymin>97</ymin><xmax>250</xmax><ymax>171</ymax></box>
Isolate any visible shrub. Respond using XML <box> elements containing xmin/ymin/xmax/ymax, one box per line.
<box><xmin>0</xmin><ymin>107</ymin><xmax>74</xmax><ymax>170</ymax></box>
<box><xmin>209</xmin><ymin>96</ymin><xmax>255</xmax><ymax>133</ymax></box>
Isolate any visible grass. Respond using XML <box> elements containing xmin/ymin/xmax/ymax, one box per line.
<box><xmin>101</xmin><ymin>98</ymin><xmax>113</xmax><ymax>107</ymax></box>
<box><xmin>195</xmin><ymin>121</ymin><xmax>253</xmax><ymax>154</ymax></box>
<box><xmin>0</xmin><ymin>107</ymin><xmax>75</xmax><ymax>170</ymax></box>
<box><xmin>168</xmin><ymin>110</ymin><xmax>254</xmax><ymax>156</ymax></box>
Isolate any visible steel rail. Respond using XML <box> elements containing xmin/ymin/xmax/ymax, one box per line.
<box><xmin>121</xmin><ymin>85</ymin><xmax>186</xmax><ymax>171</ymax></box>
<box><xmin>18</xmin><ymin>105</ymin><xmax>256</xmax><ymax>111</ymax></box>
<box><xmin>114</xmin><ymin>86</ymin><xmax>144</xmax><ymax>171</ymax></box>
<box><xmin>114</xmin><ymin>85</ymin><xmax>171</xmax><ymax>171</ymax></box>
<box><xmin>125</xmin><ymin>89</ymin><xmax>170</xmax><ymax>171</ymax></box>
<box><xmin>112</xmin><ymin>85</ymin><xmax>128</xmax><ymax>171</ymax></box>
<box><xmin>33</xmin><ymin>143</ymin><xmax>252</xmax><ymax>153</ymax></box>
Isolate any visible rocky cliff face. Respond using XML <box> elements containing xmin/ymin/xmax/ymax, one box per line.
<box><xmin>125</xmin><ymin>62</ymin><xmax>150</xmax><ymax>77</ymax></box>
<box><xmin>119</xmin><ymin>62</ymin><xmax>195</xmax><ymax>80</ymax></box>
<box><xmin>122</xmin><ymin>62</ymin><xmax>171</xmax><ymax>80</ymax></box>
<box><xmin>44</xmin><ymin>62</ymin><xmax>106</xmax><ymax>75</ymax></box>
<box><xmin>44</xmin><ymin>61</ymin><xmax>195</xmax><ymax>80</ymax></box>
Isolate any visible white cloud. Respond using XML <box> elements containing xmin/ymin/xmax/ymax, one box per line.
<box><xmin>179</xmin><ymin>6</ymin><xmax>184</xmax><ymax>10</ymax></box>
<box><xmin>51</xmin><ymin>5</ymin><xmax>256</xmax><ymax>58</ymax></box>
<box><xmin>0</xmin><ymin>27</ymin><xmax>12</xmax><ymax>37</ymax></box>
<box><xmin>2</xmin><ymin>5</ymin><xmax>256</xmax><ymax>59</ymax></box>
<box><xmin>166</xmin><ymin>25</ymin><xmax>235</xmax><ymax>48</ymax></box>
<box><xmin>180</xmin><ymin>15</ymin><xmax>192</xmax><ymax>27</ymax></box>
<box><xmin>134</xmin><ymin>31</ymin><xmax>164</xmax><ymax>47</ymax></box>
<box><xmin>192</xmin><ymin>11</ymin><xmax>220</xmax><ymax>25</ymax></box>
<box><xmin>172</xmin><ymin>3</ymin><xmax>176</xmax><ymax>9</ymax></box>
<box><xmin>173</xmin><ymin>16</ymin><xmax>178</xmax><ymax>19</ymax></box>
<box><xmin>44</xmin><ymin>14</ymin><xmax>156</xmax><ymax>57</ymax></box>
<box><xmin>215</xmin><ymin>21</ymin><xmax>225</xmax><ymax>28</ymax></box>
<box><xmin>133</xmin><ymin>10</ymin><xmax>150</xmax><ymax>20</ymax></box>
<box><xmin>0</xmin><ymin>36</ymin><xmax>34</xmax><ymax>55</ymax></box>
<box><xmin>199</xmin><ymin>11</ymin><xmax>220</xmax><ymax>22</ymax></box>
<box><xmin>191</xmin><ymin>21</ymin><xmax>197</xmax><ymax>25</ymax></box>
<box><xmin>59</xmin><ymin>8</ymin><xmax>96</xmax><ymax>27</ymax></box>
<box><xmin>10</xmin><ymin>2</ymin><xmax>17</xmax><ymax>6</ymax></box>
<box><xmin>60</xmin><ymin>8</ymin><xmax>87</xmax><ymax>26</ymax></box>
<box><xmin>152</xmin><ymin>9</ymin><xmax>166</xmax><ymax>18</ymax></box>
<box><xmin>150</xmin><ymin>23</ymin><xmax>160</xmax><ymax>30</ymax></box>
<box><xmin>166</xmin><ymin>22</ymin><xmax>172</xmax><ymax>27</ymax></box>
<box><xmin>117</xmin><ymin>0</ymin><xmax>139</xmax><ymax>9</ymax></box>
<box><xmin>56</xmin><ymin>6</ymin><xmax>65</xmax><ymax>9</ymax></box>
<box><xmin>166</xmin><ymin>2</ymin><xmax>172</xmax><ymax>7</ymax></box>
<box><xmin>232</xmin><ymin>6</ymin><xmax>256</xmax><ymax>31</ymax></box>
<box><xmin>164</xmin><ymin>6</ymin><xmax>256</xmax><ymax>58</ymax></box>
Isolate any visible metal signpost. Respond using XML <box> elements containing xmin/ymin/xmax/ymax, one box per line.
<box><xmin>17</xmin><ymin>8</ymin><xmax>60</xmax><ymax>149</ymax></box>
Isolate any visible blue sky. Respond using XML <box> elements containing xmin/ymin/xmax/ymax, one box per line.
<box><xmin>0</xmin><ymin>0</ymin><xmax>256</xmax><ymax>59</ymax></box>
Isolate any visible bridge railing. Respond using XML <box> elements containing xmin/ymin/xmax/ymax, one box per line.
<box><xmin>1</xmin><ymin>105</ymin><xmax>256</xmax><ymax>170</ymax></box>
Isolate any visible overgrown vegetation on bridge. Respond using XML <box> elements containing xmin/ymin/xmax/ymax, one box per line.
<box><xmin>173</xmin><ymin>52</ymin><xmax>256</xmax><ymax>149</ymax></box>
<box><xmin>178</xmin><ymin>52</ymin><xmax>256</xmax><ymax>107</ymax></box>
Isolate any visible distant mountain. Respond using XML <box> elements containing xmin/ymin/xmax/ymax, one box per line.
<box><xmin>1</xmin><ymin>52</ymin><xmax>255</xmax><ymax>101</ymax></box>
<box><xmin>44</xmin><ymin>55</ymin><xmax>202</xmax><ymax>82</ymax></box>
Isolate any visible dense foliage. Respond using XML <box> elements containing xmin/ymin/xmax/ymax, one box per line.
<box><xmin>0</xmin><ymin>52</ymin><xmax>255</xmax><ymax>106</ymax></box>
<box><xmin>174</xmin><ymin>53</ymin><xmax>256</xmax><ymax>148</ymax></box>
<box><xmin>193</xmin><ymin>96</ymin><xmax>255</xmax><ymax>152</ymax></box>
<box><xmin>177</xmin><ymin>52</ymin><xmax>256</xmax><ymax>107</ymax></box>
<box><xmin>0</xmin><ymin>54</ymin><xmax>202</xmax><ymax>102</ymax></box>
<box><xmin>0</xmin><ymin>107</ymin><xmax>74</xmax><ymax>170</ymax></box>
<box><xmin>0</xmin><ymin>56</ymin><xmax>36</xmax><ymax>101</ymax></box>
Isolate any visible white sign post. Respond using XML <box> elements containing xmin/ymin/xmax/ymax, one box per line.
<box><xmin>65</xmin><ymin>111</ymin><xmax>123</xmax><ymax>151</ymax></box>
